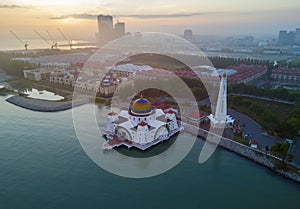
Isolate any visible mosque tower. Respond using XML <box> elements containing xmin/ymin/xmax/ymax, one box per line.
<box><xmin>208</xmin><ymin>72</ymin><xmax>228</xmax><ymax>128</ymax></box>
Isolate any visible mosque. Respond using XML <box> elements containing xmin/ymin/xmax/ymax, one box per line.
<box><xmin>102</xmin><ymin>96</ymin><xmax>182</xmax><ymax>150</ymax></box>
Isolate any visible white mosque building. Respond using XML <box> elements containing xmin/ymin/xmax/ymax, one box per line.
<box><xmin>102</xmin><ymin>96</ymin><xmax>182</xmax><ymax>150</ymax></box>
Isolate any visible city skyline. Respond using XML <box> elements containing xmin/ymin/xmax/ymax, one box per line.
<box><xmin>1</xmin><ymin>0</ymin><xmax>300</xmax><ymax>41</ymax></box>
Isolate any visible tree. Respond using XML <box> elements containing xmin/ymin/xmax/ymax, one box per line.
<box><xmin>276</xmin><ymin>118</ymin><xmax>299</xmax><ymax>139</ymax></box>
<box><xmin>262</xmin><ymin>110</ymin><xmax>277</xmax><ymax>123</ymax></box>
<box><xmin>270</xmin><ymin>142</ymin><xmax>289</xmax><ymax>158</ymax></box>
<box><xmin>287</xmin><ymin>154</ymin><xmax>296</xmax><ymax>162</ymax></box>
<box><xmin>249</xmin><ymin>102</ymin><xmax>265</xmax><ymax>114</ymax></box>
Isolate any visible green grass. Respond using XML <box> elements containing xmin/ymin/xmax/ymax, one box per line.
<box><xmin>233</xmin><ymin>134</ymin><xmax>248</xmax><ymax>145</ymax></box>
<box><xmin>228</xmin><ymin>96</ymin><xmax>294</xmax><ymax>135</ymax></box>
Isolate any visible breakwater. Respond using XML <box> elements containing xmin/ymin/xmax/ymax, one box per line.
<box><xmin>6</xmin><ymin>96</ymin><xmax>88</xmax><ymax>112</ymax></box>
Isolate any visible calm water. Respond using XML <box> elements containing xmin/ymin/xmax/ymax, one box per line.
<box><xmin>0</xmin><ymin>95</ymin><xmax>300</xmax><ymax>209</ymax></box>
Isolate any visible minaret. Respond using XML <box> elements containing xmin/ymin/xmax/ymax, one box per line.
<box><xmin>215</xmin><ymin>72</ymin><xmax>227</xmax><ymax>122</ymax></box>
<box><xmin>208</xmin><ymin>72</ymin><xmax>227</xmax><ymax>128</ymax></box>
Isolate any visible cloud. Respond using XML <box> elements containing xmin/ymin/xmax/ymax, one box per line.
<box><xmin>50</xmin><ymin>12</ymin><xmax>206</xmax><ymax>20</ymax></box>
<box><xmin>115</xmin><ymin>13</ymin><xmax>206</xmax><ymax>19</ymax></box>
<box><xmin>0</xmin><ymin>4</ymin><xmax>28</xmax><ymax>9</ymax></box>
<box><xmin>50</xmin><ymin>13</ymin><xmax>97</xmax><ymax>20</ymax></box>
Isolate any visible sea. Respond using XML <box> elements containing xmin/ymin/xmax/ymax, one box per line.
<box><xmin>0</xmin><ymin>95</ymin><xmax>300</xmax><ymax>209</ymax></box>
<box><xmin>0</xmin><ymin>38</ymin><xmax>95</xmax><ymax>51</ymax></box>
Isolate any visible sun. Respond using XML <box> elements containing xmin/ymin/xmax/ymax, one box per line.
<box><xmin>60</xmin><ymin>17</ymin><xmax>81</xmax><ymax>24</ymax></box>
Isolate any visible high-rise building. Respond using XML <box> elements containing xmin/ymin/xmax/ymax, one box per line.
<box><xmin>183</xmin><ymin>29</ymin><xmax>193</xmax><ymax>41</ymax></box>
<box><xmin>278</xmin><ymin>30</ymin><xmax>288</xmax><ymax>46</ymax></box>
<box><xmin>96</xmin><ymin>15</ymin><xmax>113</xmax><ymax>45</ymax></box>
<box><xmin>278</xmin><ymin>29</ymin><xmax>298</xmax><ymax>46</ymax></box>
<box><xmin>97</xmin><ymin>15</ymin><xmax>113</xmax><ymax>32</ymax></box>
<box><xmin>295</xmin><ymin>28</ymin><xmax>300</xmax><ymax>45</ymax></box>
<box><xmin>95</xmin><ymin>15</ymin><xmax>126</xmax><ymax>45</ymax></box>
<box><xmin>288</xmin><ymin>31</ymin><xmax>296</xmax><ymax>45</ymax></box>
<box><xmin>114</xmin><ymin>21</ymin><xmax>125</xmax><ymax>39</ymax></box>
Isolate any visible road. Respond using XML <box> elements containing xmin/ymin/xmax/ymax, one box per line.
<box><xmin>228</xmin><ymin>109</ymin><xmax>281</xmax><ymax>150</ymax></box>
<box><xmin>200</xmin><ymin>97</ymin><xmax>300</xmax><ymax>166</ymax></box>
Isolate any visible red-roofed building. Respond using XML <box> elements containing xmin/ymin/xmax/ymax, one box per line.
<box><xmin>249</xmin><ymin>140</ymin><xmax>259</xmax><ymax>149</ymax></box>
<box><xmin>181</xmin><ymin>110</ymin><xmax>209</xmax><ymax>126</ymax></box>
<box><xmin>271</xmin><ymin>67</ymin><xmax>300</xmax><ymax>83</ymax></box>
<box><xmin>152</xmin><ymin>102</ymin><xmax>173</xmax><ymax>112</ymax></box>
<box><xmin>108</xmin><ymin>111</ymin><xmax>117</xmax><ymax>116</ymax></box>
<box><xmin>227</xmin><ymin>64</ymin><xmax>267</xmax><ymax>84</ymax></box>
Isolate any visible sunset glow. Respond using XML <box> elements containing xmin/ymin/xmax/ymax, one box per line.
<box><xmin>1</xmin><ymin>0</ymin><xmax>300</xmax><ymax>40</ymax></box>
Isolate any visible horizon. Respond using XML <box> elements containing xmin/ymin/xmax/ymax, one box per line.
<box><xmin>1</xmin><ymin>0</ymin><xmax>300</xmax><ymax>42</ymax></box>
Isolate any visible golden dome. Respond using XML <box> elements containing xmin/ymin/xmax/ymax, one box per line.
<box><xmin>131</xmin><ymin>96</ymin><xmax>152</xmax><ymax>115</ymax></box>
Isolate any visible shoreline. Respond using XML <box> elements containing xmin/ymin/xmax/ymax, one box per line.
<box><xmin>218</xmin><ymin>137</ymin><xmax>300</xmax><ymax>185</ymax></box>
<box><xmin>183</xmin><ymin>123</ymin><xmax>300</xmax><ymax>185</ymax></box>
<box><xmin>6</xmin><ymin>95</ymin><xmax>88</xmax><ymax>112</ymax></box>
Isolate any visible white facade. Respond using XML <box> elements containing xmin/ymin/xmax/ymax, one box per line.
<box><xmin>103</xmin><ymin>101</ymin><xmax>181</xmax><ymax>150</ymax></box>
<box><xmin>208</xmin><ymin>73</ymin><xmax>234</xmax><ymax>128</ymax></box>
<box><xmin>23</xmin><ymin>69</ymin><xmax>51</xmax><ymax>81</ymax></box>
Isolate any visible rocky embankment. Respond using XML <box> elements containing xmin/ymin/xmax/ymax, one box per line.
<box><xmin>183</xmin><ymin>123</ymin><xmax>300</xmax><ymax>184</ymax></box>
<box><xmin>220</xmin><ymin>137</ymin><xmax>300</xmax><ymax>184</ymax></box>
<box><xmin>6</xmin><ymin>96</ymin><xmax>88</xmax><ymax>112</ymax></box>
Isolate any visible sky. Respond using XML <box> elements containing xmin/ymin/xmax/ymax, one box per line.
<box><xmin>1</xmin><ymin>0</ymin><xmax>300</xmax><ymax>41</ymax></box>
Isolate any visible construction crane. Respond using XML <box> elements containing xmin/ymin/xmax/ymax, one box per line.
<box><xmin>10</xmin><ymin>30</ymin><xmax>28</xmax><ymax>52</ymax></box>
<box><xmin>33</xmin><ymin>29</ymin><xmax>52</xmax><ymax>49</ymax></box>
<box><xmin>57</xmin><ymin>28</ymin><xmax>72</xmax><ymax>50</ymax></box>
<box><xmin>46</xmin><ymin>30</ymin><xmax>58</xmax><ymax>49</ymax></box>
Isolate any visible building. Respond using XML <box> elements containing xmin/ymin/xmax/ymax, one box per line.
<box><xmin>73</xmin><ymin>71</ymin><xmax>101</xmax><ymax>93</ymax></box>
<box><xmin>227</xmin><ymin>64</ymin><xmax>268</xmax><ymax>84</ymax></box>
<box><xmin>96</xmin><ymin>15</ymin><xmax>113</xmax><ymax>45</ymax></box>
<box><xmin>96</xmin><ymin>14</ymin><xmax>125</xmax><ymax>45</ymax></box>
<box><xmin>278</xmin><ymin>29</ymin><xmax>299</xmax><ymax>46</ymax></box>
<box><xmin>249</xmin><ymin>140</ymin><xmax>259</xmax><ymax>149</ymax></box>
<box><xmin>181</xmin><ymin>110</ymin><xmax>208</xmax><ymax>127</ymax></box>
<box><xmin>109</xmin><ymin>64</ymin><xmax>153</xmax><ymax>78</ymax></box>
<box><xmin>49</xmin><ymin>70</ymin><xmax>75</xmax><ymax>86</ymax></box>
<box><xmin>98</xmin><ymin>73</ymin><xmax>121</xmax><ymax>97</ymax></box>
<box><xmin>271</xmin><ymin>67</ymin><xmax>300</xmax><ymax>83</ymax></box>
<box><xmin>102</xmin><ymin>96</ymin><xmax>182</xmax><ymax>150</ymax></box>
<box><xmin>23</xmin><ymin>68</ymin><xmax>51</xmax><ymax>81</ymax></box>
<box><xmin>24</xmin><ymin>52</ymin><xmax>90</xmax><ymax>69</ymax></box>
<box><xmin>40</xmin><ymin>62</ymin><xmax>71</xmax><ymax>70</ymax></box>
<box><xmin>184</xmin><ymin>29</ymin><xmax>193</xmax><ymax>41</ymax></box>
<box><xmin>114</xmin><ymin>21</ymin><xmax>125</xmax><ymax>38</ymax></box>
<box><xmin>295</xmin><ymin>28</ymin><xmax>300</xmax><ymax>45</ymax></box>
<box><xmin>278</xmin><ymin>30</ymin><xmax>289</xmax><ymax>46</ymax></box>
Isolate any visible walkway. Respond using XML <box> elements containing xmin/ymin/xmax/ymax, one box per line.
<box><xmin>228</xmin><ymin>93</ymin><xmax>295</xmax><ymax>105</ymax></box>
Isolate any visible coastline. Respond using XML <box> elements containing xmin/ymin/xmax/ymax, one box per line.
<box><xmin>184</xmin><ymin>123</ymin><xmax>300</xmax><ymax>185</ymax></box>
<box><xmin>219</xmin><ymin>137</ymin><xmax>300</xmax><ymax>184</ymax></box>
<box><xmin>6</xmin><ymin>95</ymin><xmax>88</xmax><ymax>112</ymax></box>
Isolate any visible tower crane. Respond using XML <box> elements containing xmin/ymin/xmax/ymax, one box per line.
<box><xmin>33</xmin><ymin>29</ymin><xmax>52</xmax><ymax>49</ymax></box>
<box><xmin>46</xmin><ymin>30</ymin><xmax>58</xmax><ymax>49</ymax></box>
<box><xmin>57</xmin><ymin>28</ymin><xmax>72</xmax><ymax>50</ymax></box>
<box><xmin>10</xmin><ymin>30</ymin><xmax>28</xmax><ymax>52</ymax></box>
